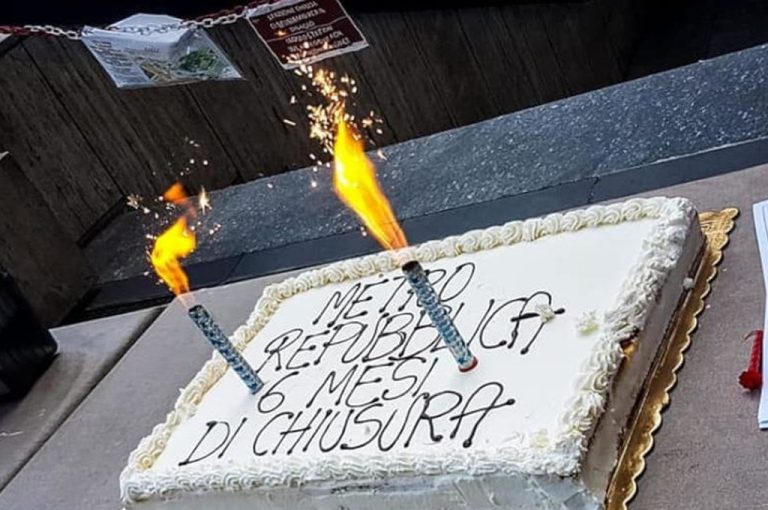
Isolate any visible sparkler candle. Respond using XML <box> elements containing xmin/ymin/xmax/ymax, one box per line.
<box><xmin>332</xmin><ymin>114</ymin><xmax>477</xmax><ymax>371</ymax></box>
<box><xmin>187</xmin><ymin>305</ymin><xmax>263</xmax><ymax>394</ymax></box>
<box><xmin>402</xmin><ymin>260</ymin><xmax>477</xmax><ymax>371</ymax></box>
<box><xmin>150</xmin><ymin>184</ymin><xmax>264</xmax><ymax>394</ymax></box>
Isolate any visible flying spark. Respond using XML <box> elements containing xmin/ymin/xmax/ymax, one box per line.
<box><xmin>126</xmin><ymin>194</ymin><xmax>142</xmax><ymax>210</ymax></box>
<box><xmin>199</xmin><ymin>187</ymin><xmax>212</xmax><ymax>214</ymax></box>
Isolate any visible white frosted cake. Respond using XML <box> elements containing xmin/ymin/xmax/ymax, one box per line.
<box><xmin>121</xmin><ymin>197</ymin><xmax>704</xmax><ymax>509</ymax></box>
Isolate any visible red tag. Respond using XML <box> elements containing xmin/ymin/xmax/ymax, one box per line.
<box><xmin>248</xmin><ymin>0</ymin><xmax>367</xmax><ymax>69</ymax></box>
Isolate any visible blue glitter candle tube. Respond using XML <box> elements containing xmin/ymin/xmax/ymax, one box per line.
<box><xmin>402</xmin><ymin>261</ymin><xmax>478</xmax><ymax>372</ymax></box>
<box><xmin>187</xmin><ymin>304</ymin><xmax>264</xmax><ymax>394</ymax></box>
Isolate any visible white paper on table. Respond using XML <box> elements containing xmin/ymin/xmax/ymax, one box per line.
<box><xmin>751</xmin><ymin>200</ymin><xmax>768</xmax><ymax>428</ymax></box>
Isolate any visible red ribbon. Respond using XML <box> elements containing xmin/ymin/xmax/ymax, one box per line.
<box><xmin>739</xmin><ymin>330</ymin><xmax>763</xmax><ymax>390</ymax></box>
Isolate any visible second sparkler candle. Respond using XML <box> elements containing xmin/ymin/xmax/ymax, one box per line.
<box><xmin>332</xmin><ymin>113</ymin><xmax>477</xmax><ymax>372</ymax></box>
<box><xmin>402</xmin><ymin>260</ymin><xmax>477</xmax><ymax>371</ymax></box>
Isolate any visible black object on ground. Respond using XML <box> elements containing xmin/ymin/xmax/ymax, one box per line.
<box><xmin>0</xmin><ymin>268</ymin><xmax>58</xmax><ymax>402</ymax></box>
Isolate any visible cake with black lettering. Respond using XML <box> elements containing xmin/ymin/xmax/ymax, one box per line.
<box><xmin>121</xmin><ymin>197</ymin><xmax>704</xmax><ymax>509</ymax></box>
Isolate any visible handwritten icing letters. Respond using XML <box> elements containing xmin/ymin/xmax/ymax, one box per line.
<box><xmin>180</xmin><ymin>262</ymin><xmax>564</xmax><ymax>465</ymax></box>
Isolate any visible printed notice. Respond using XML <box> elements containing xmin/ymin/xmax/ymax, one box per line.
<box><xmin>81</xmin><ymin>14</ymin><xmax>242</xmax><ymax>89</ymax></box>
<box><xmin>248</xmin><ymin>0</ymin><xmax>368</xmax><ymax>69</ymax></box>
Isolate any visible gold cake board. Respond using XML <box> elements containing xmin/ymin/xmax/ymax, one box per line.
<box><xmin>606</xmin><ymin>208</ymin><xmax>739</xmax><ymax>509</ymax></box>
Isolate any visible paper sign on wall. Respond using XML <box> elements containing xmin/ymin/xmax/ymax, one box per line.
<box><xmin>82</xmin><ymin>14</ymin><xmax>243</xmax><ymax>89</ymax></box>
<box><xmin>248</xmin><ymin>0</ymin><xmax>368</xmax><ymax>69</ymax></box>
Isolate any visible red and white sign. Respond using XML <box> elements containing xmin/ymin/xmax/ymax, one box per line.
<box><xmin>248</xmin><ymin>0</ymin><xmax>367</xmax><ymax>69</ymax></box>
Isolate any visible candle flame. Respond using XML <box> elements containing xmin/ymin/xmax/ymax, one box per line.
<box><xmin>333</xmin><ymin>116</ymin><xmax>407</xmax><ymax>251</ymax></box>
<box><xmin>151</xmin><ymin>217</ymin><xmax>196</xmax><ymax>296</ymax></box>
<box><xmin>150</xmin><ymin>184</ymin><xmax>197</xmax><ymax>297</ymax></box>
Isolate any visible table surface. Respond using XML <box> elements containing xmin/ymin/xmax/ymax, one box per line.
<box><xmin>2</xmin><ymin>165</ymin><xmax>768</xmax><ymax>509</ymax></box>
<box><xmin>0</xmin><ymin>307</ymin><xmax>160</xmax><ymax>490</ymax></box>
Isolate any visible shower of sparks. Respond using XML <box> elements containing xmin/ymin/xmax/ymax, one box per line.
<box><xmin>299</xmin><ymin>66</ymin><xmax>370</xmax><ymax>155</ymax></box>
<box><xmin>127</xmin><ymin>194</ymin><xmax>142</xmax><ymax>210</ymax></box>
<box><xmin>133</xmin><ymin>182</ymin><xmax>223</xmax><ymax>276</ymax></box>
<box><xmin>287</xmin><ymin>54</ymin><xmax>386</xmax><ymax>174</ymax></box>
<box><xmin>199</xmin><ymin>187</ymin><xmax>212</xmax><ymax>214</ymax></box>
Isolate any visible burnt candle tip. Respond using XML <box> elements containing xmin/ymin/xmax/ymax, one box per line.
<box><xmin>401</xmin><ymin>260</ymin><xmax>422</xmax><ymax>273</ymax></box>
<box><xmin>459</xmin><ymin>356</ymin><xmax>479</xmax><ymax>373</ymax></box>
<box><xmin>188</xmin><ymin>303</ymin><xmax>204</xmax><ymax>315</ymax></box>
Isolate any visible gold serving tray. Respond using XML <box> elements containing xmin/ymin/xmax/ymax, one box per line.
<box><xmin>606</xmin><ymin>208</ymin><xmax>739</xmax><ymax>509</ymax></box>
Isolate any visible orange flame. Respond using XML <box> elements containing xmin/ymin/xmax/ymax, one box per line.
<box><xmin>151</xmin><ymin>217</ymin><xmax>196</xmax><ymax>296</ymax></box>
<box><xmin>151</xmin><ymin>184</ymin><xmax>197</xmax><ymax>297</ymax></box>
<box><xmin>163</xmin><ymin>183</ymin><xmax>188</xmax><ymax>205</ymax></box>
<box><xmin>333</xmin><ymin>117</ymin><xmax>408</xmax><ymax>251</ymax></box>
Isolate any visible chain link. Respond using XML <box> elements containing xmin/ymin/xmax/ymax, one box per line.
<box><xmin>24</xmin><ymin>24</ymin><xmax>83</xmax><ymax>40</ymax></box>
<box><xmin>2</xmin><ymin>1</ymin><xmax>269</xmax><ymax>40</ymax></box>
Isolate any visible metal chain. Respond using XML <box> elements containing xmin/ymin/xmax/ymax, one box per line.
<box><xmin>24</xmin><ymin>25</ymin><xmax>82</xmax><ymax>40</ymax></box>
<box><xmin>0</xmin><ymin>1</ymin><xmax>271</xmax><ymax>40</ymax></box>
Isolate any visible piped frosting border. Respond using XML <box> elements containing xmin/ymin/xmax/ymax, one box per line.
<box><xmin>120</xmin><ymin>197</ymin><xmax>696</xmax><ymax>505</ymax></box>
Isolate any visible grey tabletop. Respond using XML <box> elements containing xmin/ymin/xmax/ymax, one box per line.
<box><xmin>2</xmin><ymin>165</ymin><xmax>768</xmax><ymax>509</ymax></box>
<box><xmin>0</xmin><ymin>307</ymin><xmax>160</xmax><ymax>492</ymax></box>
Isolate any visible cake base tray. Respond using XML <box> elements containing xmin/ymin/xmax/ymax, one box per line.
<box><xmin>606</xmin><ymin>207</ymin><xmax>739</xmax><ymax>509</ymax></box>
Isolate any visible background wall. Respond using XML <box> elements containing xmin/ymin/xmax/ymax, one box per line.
<box><xmin>0</xmin><ymin>0</ymin><xmax>647</xmax><ymax>243</ymax></box>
